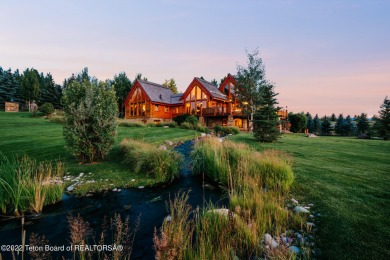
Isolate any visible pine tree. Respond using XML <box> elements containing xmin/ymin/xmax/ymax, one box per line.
<box><xmin>335</xmin><ymin>114</ymin><xmax>345</xmax><ymax>135</ymax></box>
<box><xmin>321</xmin><ymin>116</ymin><xmax>331</xmax><ymax>135</ymax></box>
<box><xmin>378</xmin><ymin>96</ymin><xmax>390</xmax><ymax>140</ymax></box>
<box><xmin>20</xmin><ymin>68</ymin><xmax>41</xmax><ymax>111</ymax></box>
<box><xmin>112</xmin><ymin>72</ymin><xmax>132</xmax><ymax>118</ymax></box>
<box><xmin>356</xmin><ymin>113</ymin><xmax>370</xmax><ymax>135</ymax></box>
<box><xmin>312</xmin><ymin>114</ymin><xmax>321</xmax><ymax>134</ymax></box>
<box><xmin>343</xmin><ymin>115</ymin><xmax>354</xmax><ymax>136</ymax></box>
<box><xmin>330</xmin><ymin>113</ymin><xmax>337</xmax><ymax>121</ymax></box>
<box><xmin>253</xmin><ymin>83</ymin><xmax>281</xmax><ymax>142</ymax></box>
<box><xmin>306</xmin><ymin>112</ymin><xmax>313</xmax><ymax>133</ymax></box>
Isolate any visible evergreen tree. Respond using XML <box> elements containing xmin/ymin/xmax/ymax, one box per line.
<box><xmin>135</xmin><ymin>73</ymin><xmax>147</xmax><ymax>81</ymax></box>
<box><xmin>211</xmin><ymin>79</ymin><xmax>218</xmax><ymax>87</ymax></box>
<box><xmin>20</xmin><ymin>68</ymin><xmax>41</xmax><ymax>111</ymax></box>
<box><xmin>343</xmin><ymin>115</ymin><xmax>353</xmax><ymax>136</ymax></box>
<box><xmin>335</xmin><ymin>114</ymin><xmax>345</xmax><ymax>135</ymax></box>
<box><xmin>321</xmin><ymin>116</ymin><xmax>332</xmax><ymax>135</ymax></box>
<box><xmin>39</xmin><ymin>73</ymin><xmax>62</xmax><ymax>108</ymax></box>
<box><xmin>0</xmin><ymin>68</ymin><xmax>22</xmax><ymax>109</ymax></box>
<box><xmin>306</xmin><ymin>112</ymin><xmax>313</xmax><ymax>133</ymax></box>
<box><xmin>312</xmin><ymin>114</ymin><xmax>321</xmax><ymax>134</ymax></box>
<box><xmin>356</xmin><ymin>113</ymin><xmax>370</xmax><ymax>135</ymax></box>
<box><xmin>378</xmin><ymin>96</ymin><xmax>390</xmax><ymax>140</ymax></box>
<box><xmin>253</xmin><ymin>83</ymin><xmax>281</xmax><ymax>142</ymax></box>
<box><xmin>330</xmin><ymin>113</ymin><xmax>337</xmax><ymax>121</ymax></box>
<box><xmin>112</xmin><ymin>72</ymin><xmax>132</xmax><ymax>118</ymax></box>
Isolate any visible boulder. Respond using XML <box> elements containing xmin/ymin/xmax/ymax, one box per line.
<box><xmin>291</xmin><ymin>198</ymin><xmax>299</xmax><ymax>204</ymax></box>
<box><xmin>67</xmin><ymin>186</ymin><xmax>74</xmax><ymax>192</ymax></box>
<box><xmin>159</xmin><ymin>145</ymin><xmax>167</xmax><ymax>150</ymax></box>
<box><xmin>264</xmin><ymin>233</ymin><xmax>278</xmax><ymax>249</ymax></box>
<box><xmin>288</xmin><ymin>246</ymin><xmax>300</xmax><ymax>254</ymax></box>
<box><xmin>165</xmin><ymin>141</ymin><xmax>174</xmax><ymax>146</ymax></box>
<box><xmin>294</xmin><ymin>206</ymin><xmax>310</xmax><ymax>214</ymax></box>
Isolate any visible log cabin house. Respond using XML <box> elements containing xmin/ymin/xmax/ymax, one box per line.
<box><xmin>123</xmin><ymin>74</ymin><xmax>288</xmax><ymax>130</ymax></box>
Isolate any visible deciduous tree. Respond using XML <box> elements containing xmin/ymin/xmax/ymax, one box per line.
<box><xmin>162</xmin><ymin>78</ymin><xmax>178</xmax><ymax>94</ymax></box>
<box><xmin>112</xmin><ymin>72</ymin><xmax>132</xmax><ymax>118</ymax></box>
<box><xmin>62</xmin><ymin>70</ymin><xmax>118</xmax><ymax>163</ymax></box>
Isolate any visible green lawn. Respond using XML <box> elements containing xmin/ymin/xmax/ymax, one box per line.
<box><xmin>231</xmin><ymin>133</ymin><xmax>390</xmax><ymax>260</ymax></box>
<box><xmin>0</xmin><ymin>112</ymin><xmax>199</xmax><ymax>193</ymax></box>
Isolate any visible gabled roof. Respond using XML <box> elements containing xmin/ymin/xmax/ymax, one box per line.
<box><xmin>123</xmin><ymin>79</ymin><xmax>183</xmax><ymax>107</ymax></box>
<box><xmin>218</xmin><ymin>73</ymin><xmax>237</xmax><ymax>94</ymax></box>
<box><xmin>138</xmin><ymin>80</ymin><xmax>175</xmax><ymax>103</ymax></box>
<box><xmin>180</xmin><ymin>77</ymin><xmax>229</xmax><ymax>101</ymax></box>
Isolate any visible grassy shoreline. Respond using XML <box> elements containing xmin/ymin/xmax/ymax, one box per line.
<box><xmin>0</xmin><ymin>112</ymin><xmax>199</xmax><ymax>196</ymax></box>
<box><xmin>230</xmin><ymin>133</ymin><xmax>390</xmax><ymax>259</ymax></box>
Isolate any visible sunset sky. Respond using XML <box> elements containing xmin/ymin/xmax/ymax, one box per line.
<box><xmin>1</xmin><ymin>0</ymin><xmax>389</xmax><ymax>117</ymax></box>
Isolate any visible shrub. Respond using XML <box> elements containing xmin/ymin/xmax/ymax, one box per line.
<box><xmin>196</xmin><ymin>125</ymin><xmax>209</xmax><ymax>133</ymax></box>
<box><xmin>213</xmin><ymin>125</ymin><xmax>223</xmax><ymax>135</ymax></box>
<box><xmin>155</xmin><ymin>123</ymin><xmax>164</xmax><ymax>127</ymax></box>
<box><xmin>214</xmin><ymin>126</ymin><xmax>239</xmax><ymax>136</ymax></box>
<box><xmin>120</xmin><ymin>139</ymin><xmax>182</xmax><ymax>183</ymax></box>
<box><xmin>173</xmin><ymin>114</ymin><xmax>190</xmax><ymax>126</ymax></box>
<box><xmin>62</xmin><ymin>80</ymin><xmax>118</xmax><ymax>163</ymax></box>
<box><xmin>166</xmin><ymin>122</ymin><xmax>178</xmax><ymax>128</ymax></box>
<box><xmin>39</xmin><ymin>102</ymin><xmax>55</xmax><ymax>117</ymax></box>
<box><xmin>185</xmin><ymin>115</ymin><xmax>198</xmax><ymax>126</ymax></box>
<box><xmin>180</xmin><ymin>122</ymin><xmax>193</xmax><ymax>130</ymax></box>
<box><xmin>118</xmin><ymin>121</ymin><xmax>144</xmax><ymax>127</ymax></box>
<box><xmin>147</xmin><ymin>123</ymin><xmax>156</xmax><ymax>127</ymax></box>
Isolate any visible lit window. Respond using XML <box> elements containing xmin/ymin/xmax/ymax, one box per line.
<box><xmin>165</xmin><ymin>107</ymin><xmax>169</xmax><ymax>112</ymax></box>
<box><xmin>155</xmin><ymin>105</ymin><xmax>159</xmax><ymax>111</ymax></box>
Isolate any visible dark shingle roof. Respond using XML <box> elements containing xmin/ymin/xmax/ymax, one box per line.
<box><xmin>170</xmin><ymin>93</ymin><xmax>183</xmax><ymax>104</ymax></box>
<box><xmin>195</xmin><ymin>77</ymin><xmax>228</xmax><ymax>100</ymax></box>
<box><xmin>138</xmin><ymin>80</ymin><xmax>183</xmax><ymax>104</ymax></box>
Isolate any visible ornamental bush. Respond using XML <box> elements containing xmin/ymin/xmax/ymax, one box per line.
<box><xmin>62</xmin><ymin>80</ymin><xmax>118</xmax><ymax>163</ymax></box>
<box><xmin>39</xmin><ymin>102</ymin><xmax>55</xmax><ymax>117</ymax></box>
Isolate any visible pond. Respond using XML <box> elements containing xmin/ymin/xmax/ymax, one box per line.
<box><xmin>0</xmin><ymin>140</ymin><xmax>228</xmax><ymax>259</ymax></box>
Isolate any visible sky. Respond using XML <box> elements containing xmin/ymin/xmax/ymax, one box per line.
<box><xmin>1</xmin><ymin>0</ymin><xmax>389</xmax><ymax>117</ymax></box>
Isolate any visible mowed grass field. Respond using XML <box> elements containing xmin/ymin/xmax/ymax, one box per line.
<box><xmin>0</xmin><ymin>112</ymin><xmax>199</xmax><ymax>191</ymax></box>
<box><xmin>231</xmin><ymin>133</ymin><xmax>390</xmax><ymax>260</ymax></box>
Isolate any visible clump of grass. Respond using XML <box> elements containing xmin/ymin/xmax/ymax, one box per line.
<box><xmin>48</xmin><ymin>115</ymin><xmax>65</xmax><ymax>124</ymax></box>
<box><xmin>0</xmin><ymin>153</ymin><xmax>64</xmax><ymax>216</ymax></box>
<box><xmin>182</xmin><ymin>137</ymin><xmax>298</xmax><ymax>259</ymax></box>
<box><xmin>191</xmin><ymin>138</ymin><xmax>294</xmax><ymax>192</ymax></box>
<box><xmin>154</xmin><ymin>191</ymin><xmax>194</xmax><ymax>259</ymax></box>
<box><xmin>120</xmin><ymin>139</ymin><xmax>182</xmax><ymax>183</ymax></box>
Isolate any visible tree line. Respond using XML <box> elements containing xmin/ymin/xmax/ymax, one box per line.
<box><xmin>287</xmin><ymin>98</ymin><xmax>390</xmax><ymax>140</ymax></box>
<box><xmin>0</xmin><ymin>66</ymin><xmax>181</xmax><ymax>118</ymax></box>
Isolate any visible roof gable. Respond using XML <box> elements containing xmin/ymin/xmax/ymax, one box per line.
<box><xmin>123</xmin><ymin>79</ymin><xmax>183</xmax><ymax>107</ymax></box>
<box><xmin>180</xmin><ymin>77</ymin><xmax>228</xmax><ymax>101</ymax></box>
<box><xmin>218</xmin><ymin>73</ymin><xmax>237</xmax><ymax>94</ymax></box>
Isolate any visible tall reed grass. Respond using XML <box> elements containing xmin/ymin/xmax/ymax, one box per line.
<box><xmin>120</xmin><ymin>139</ymin><xmax>182</xmax><ymax>183</ymax></box>
<box><xmin>0</xmin><ymin>153</ymin><xmax>63</xmax><ymax>216</ymax></box>
<box><xmin>154</xmin><ymin>138</ymin><xmax>301</xmax><ymax>259</ymax></box>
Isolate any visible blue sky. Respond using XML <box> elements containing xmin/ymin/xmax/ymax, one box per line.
<box><xmin>1</xmin><ymin>0</ymin><xmax>389</xmax><ymax>116</ymax></box>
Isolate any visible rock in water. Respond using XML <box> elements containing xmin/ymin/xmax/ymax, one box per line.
<box><xmin>264</xmin><ymin>233</ymin><xmax>278</xmax><ymax>249</ymax></box>
<box><xmin>289</xmin><ymin>246</ymin><xmax>300</xmax><ymax>254</ymax></box>
<box><xmin>67</xmin><ymin>186</ymin><xmax>74</xmax><ymax>192</ymax></box>
<box><xmin>294</xmin><ymin>206</ymin><xmax>310</xmax><ymax>214</ymax></box>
